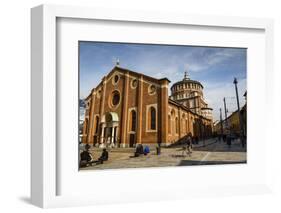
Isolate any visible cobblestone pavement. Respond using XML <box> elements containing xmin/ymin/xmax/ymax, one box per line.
<box><xmin>80</xmin><ymin>138</ymin><xmax>246</xmax><ymax>171</ymax></box>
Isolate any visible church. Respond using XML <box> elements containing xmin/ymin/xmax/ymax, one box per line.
<box><xmin>82</xmin><ymin>65</ymin><xmax>213</xmax><ymax>147</ymax></box>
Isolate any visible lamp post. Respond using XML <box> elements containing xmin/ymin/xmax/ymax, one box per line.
<box><xmin>219</xmin><ymin>108</ymin><xmax>223</xmax><ymax>142</ymax></box>
<box><xmin>233</xmin><ymin>77</ymin><xmax>245</xmax><ymax>147</ymax></box>
<box><xmin>223</xmin><ymin>97</ymin><xmax>229</xmax><ymax>134</ymax></box>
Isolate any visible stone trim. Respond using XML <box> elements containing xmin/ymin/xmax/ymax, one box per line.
<box><xmin>127</xmin><ymin>107</ymin><xmax>137</xmax><ymax>134</ymax></box>
<box><xmin>108</xmin><ymin>89</ymin><xmax>121</xmax><ymax>110</ymax></box>
<box><xmin>145</xmin><ymin>103</ymin><xmax>158</xmax><ymax>133</ymax></box>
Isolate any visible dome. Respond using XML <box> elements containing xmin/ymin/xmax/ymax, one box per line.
<box><xmin>171</xmin><ymin>71</ymin><xmax>203</xmax><ymax>91</ymax></box>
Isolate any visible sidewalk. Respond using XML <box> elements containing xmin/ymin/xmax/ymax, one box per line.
<box><xmin>80</xmin><ymin>137</ymin><xmax>246</xmax><ymax>170</ymax></box>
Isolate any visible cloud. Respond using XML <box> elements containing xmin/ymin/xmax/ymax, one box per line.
<box><xmin>79</xmin><ymin>42</ymin><xmax>247</xmax><ymax>122</ymax></box>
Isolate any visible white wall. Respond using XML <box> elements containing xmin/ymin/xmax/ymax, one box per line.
<box><xmin>0</xmin><ymin>0</ymin><xmax>280</xmax><ymax>212</ymax></box>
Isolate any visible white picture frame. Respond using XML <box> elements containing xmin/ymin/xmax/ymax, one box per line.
<box><xmin>31</xmin><ymin>4</ymin><xmax>274</xmax><ymax>208</ymax></box>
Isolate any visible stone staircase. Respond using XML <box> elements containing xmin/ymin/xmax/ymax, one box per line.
<box><xmin>166</xmin><ymin>135</ymin><xmax>189</xmax><ymax>148</ymax></box>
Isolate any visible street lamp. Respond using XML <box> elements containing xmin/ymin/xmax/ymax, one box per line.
<box><xmin>233</xmin><ymin>77</ymin><xmax>245</xmax><ymax>147</ymax></box>
<box><xmin>219</xmin><ymin>108</ymin><xmax>223</xmax><ymax>142</ymax></box>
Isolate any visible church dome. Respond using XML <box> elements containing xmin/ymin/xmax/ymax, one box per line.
<box><xmin>171</xmin><ymin>71</ymin><xmax>203</xmax><ymax>99</ymax></box>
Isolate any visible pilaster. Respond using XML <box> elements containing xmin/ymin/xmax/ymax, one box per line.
<box><xmin>136</xmin><ymin>76</ymin><xmax>143</xmax><ymax>144</ymax></box>
<box><xmin>120</xmin><ymin>71</ymin><xmax>129</xmax><ymax>146</ymax></box>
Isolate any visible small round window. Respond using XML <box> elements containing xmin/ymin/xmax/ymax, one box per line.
<box><xmin>131</xmin><ymin>79</ymin><xmax>138</xmax><ymax>89</ymax></box>
<box><xmin>148</xmin><ymin>84</ymin><xmax>156</xmax><ymax>95</ymax></box>
<box><xmin>111</xmin><ymin>90</ymin><xmax>120</xmax><ymax>107</ymax></box>
<box><xmin>97</xmin><ymin>89</ymin><xmax>102</xmax><ymax>98</ymax></box>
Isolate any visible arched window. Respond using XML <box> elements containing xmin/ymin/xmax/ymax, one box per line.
<box><xmin>149</xmin><ymin>107</ymin><xmax>156</xmax><ymax>130</ymax></box>
<box><xmin>168</xmin><ymin>115</ymin><xmax>171</xmax><ymax>134</ymax></box>
<box><xmin>130</xmin><ymin>110</ymin><xmax>137</xmax><ymax>131</ymax></box>
<box><xmin>94</xmin><ymin>116</ymin><xmax>99</xmax><ymax>134</ymax></box>
<box><xmin>182</xmin><ymin>114</ymin><xmax>185</xmax><ymax>133</ymax></box>
<box><xmin>175</xmin><ymin>117</ymin><xmax>179</xmax><ymax>134</ymax></box>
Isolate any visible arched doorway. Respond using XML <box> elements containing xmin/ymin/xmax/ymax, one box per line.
<box><xmin>100</xmin><ymin>112</ymin><xmax>119</xmax><ymax>148</ymax></box>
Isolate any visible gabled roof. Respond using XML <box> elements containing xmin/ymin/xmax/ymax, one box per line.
<box><xmin>92</xmin><ymin>66</ymin><xmax>171</xmax><ymax>90</ymax></box>
<box><xmin>111</xmin><ymin>66</ymin><xmax>171</xmax><ymax>84</ymax></box>
<box><xmin>86</xmin><ymin>66</ymin><xmax>171</xmax><ymax>100</ymax></box>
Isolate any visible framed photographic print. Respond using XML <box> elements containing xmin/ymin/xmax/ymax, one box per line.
<box><xmin>31</xmin><ymin>4</ymin><xmax>274</xmax><ymax>208</ymax></box>
<box><xmin>78</xmin><ymin>42</ymin><xmax>247</xmax><ymax>171</ymax></box>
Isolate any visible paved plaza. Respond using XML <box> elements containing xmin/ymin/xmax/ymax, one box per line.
<box><xmin>80</xmin><ymin>138</ymin><xmax>246</xmax><ymax>171</ymax></box>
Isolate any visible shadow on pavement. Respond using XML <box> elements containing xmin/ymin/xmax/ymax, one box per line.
<box><xmin>178</xmin><ymin>160</ymin><xmax>247</xmax><ymax>166</ymax></box>
<box><xmin>194</xmin><ymin>145</ymin><xmax>247</xmax><ymax>153</ymax></box>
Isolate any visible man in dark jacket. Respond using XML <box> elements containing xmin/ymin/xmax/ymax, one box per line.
<box><xmin>134</xmin><ymin>144</ymin><xmax>144</xmax><ymax>157</ymax></box>
<box><xmin>80</xmin><ymin>145</ymin><xmax>93</xmax><ymax>167</ymax></box>
<box><xmin>98</xmin><ymin>148</ymin><xmax>109</xmax><ymax>164</ymax></box>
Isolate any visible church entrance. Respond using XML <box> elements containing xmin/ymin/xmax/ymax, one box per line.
<box><xmin>100</xmin><ymin>112</ymin><xmax>119</xmax><ymax>148</ymax></box>
<box><xmin>129</xmin><ymin>133</ymin><xmax>136</xmax><ymax>148</ymax></box>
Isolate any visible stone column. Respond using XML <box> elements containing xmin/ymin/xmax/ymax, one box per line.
<box><xmin>82</xmin><ymin>117</ymin><xmax>89</xmax><ymax>144</ymax></box>
<box><xmin>120</xmin><ymin>72</ymin><xmax>129</xmax><ymax>147</ymax></box>
<box><xmin>136</xmin><ymin>76</ymin><xmax>143</xmax><ymax>144</ymax></box>
<box><xmin>115</xmin><ymin>126</ymin><xmax>120</xmax><ymax>146</ymax></box>
<box><xmin>100</xmin><ymin>124</ymin><xmax>105</xmax><ymax>147</ymax></box>
<box><xmin>110</xmin><ymin>126</ymin><xmax>115</xmax><ymax>145</ymax></box>
<box><xmin>87</xmin><ymin>90</ymin><xmax>96</xmax><ymax>144</ymax></box>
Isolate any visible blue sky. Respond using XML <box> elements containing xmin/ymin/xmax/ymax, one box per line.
<box><xmin>79</xmin><ymin>42</ymin><xmax>247</xmax><ymax>121</ymax></box>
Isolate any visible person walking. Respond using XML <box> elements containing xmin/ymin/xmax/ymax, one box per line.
<box><xmin>226</xmin><ymin>135</ymin><xmax>232</xmax><ymax>149</ymax></box>
<box><xmin>187</xmin><ymin>133</ymin><xmax>193</xmax><ymax>155</ymax></box>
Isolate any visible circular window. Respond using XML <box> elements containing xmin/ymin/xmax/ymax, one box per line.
<box><xmin>131</xmin><ymin>79</ymin><xmax>138</xmax><ymax>89</ymax></box>
<box><xmin>111</xmin><ymin>90</ymin><xmax>120</xmax><ymax>107</ymax></box>
<box><xmin>112</xmin><ymin>74</ymin><xmax>119</xmax><ymax>85</ymax></box>
<box><xmin>148</xmin><ymin>84</ymin><xmax>156</xmax><ymax>95</ymax></box>
<box><xmin>96</xmin><ymin>89</ymin><xmax>102</xmax><ymax>98</ymax></box>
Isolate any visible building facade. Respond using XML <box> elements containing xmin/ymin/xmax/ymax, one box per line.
<box><xmin>213</xmin><ymin>104</ymin><xmax>246</xmax><ymax>137</ymax></box>
<box><xmin>82</xmin><ymin>66</ymin><xmax>213</xmax><ymax>147</ymax></box>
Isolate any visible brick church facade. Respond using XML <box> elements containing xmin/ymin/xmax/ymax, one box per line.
<box><xmin>82</xmin><ymin>66</ymin><xmax>213</xmax><ymax>147</ymax></box>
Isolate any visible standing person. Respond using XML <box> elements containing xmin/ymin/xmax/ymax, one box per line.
<box><xmin>218</xmin><ymin>134</ymin><xmax>222</xmax><ymax>143</ymax></box>
<box><xmin>195</xmin><ymin>136</ymin><xmax>199</xmax><ymax>144</ymax></box>
<box><xmin>226</xmin><ymin>135</ymin><xmax>232</xmax><ymax>148</ymax></box>
<box><xmin>186</xmin><ymin>133</ymin><xmax>193</xmax><ymax>155</ymax></box>
<box><xmin>156</xmin><ymin>142</ymin><xmax>161</xmax><ymax>155</ymax></box>
<box><xmin>223</xmin><ymin>134</ymin><xmax>226</xmax><ymax>142</ymax></box>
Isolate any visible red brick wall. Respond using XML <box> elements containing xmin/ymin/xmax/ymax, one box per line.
<box><xmin>83</xmin><ymin>67</ymin><xmax>213</xmax><ymax>146</ymax></box>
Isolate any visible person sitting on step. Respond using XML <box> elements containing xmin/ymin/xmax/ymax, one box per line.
<box><xmin>98</xmin><ymin>148</ymin><xmax>109</xmax><ymax>164</ymax></box>
<box><xmin>80</xmin><ymin>145</ymin><xmax>94</xmax><ymax>167</ymax></box>
<box><xmin>134</xmin><ymin>144</ymin><xmax>144</xmax><ymax>157</ymax></box>
<box><xmin>143</xmin><ymin>145</ymin><xmax>150</xmax><ymax>156</ymax></box>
